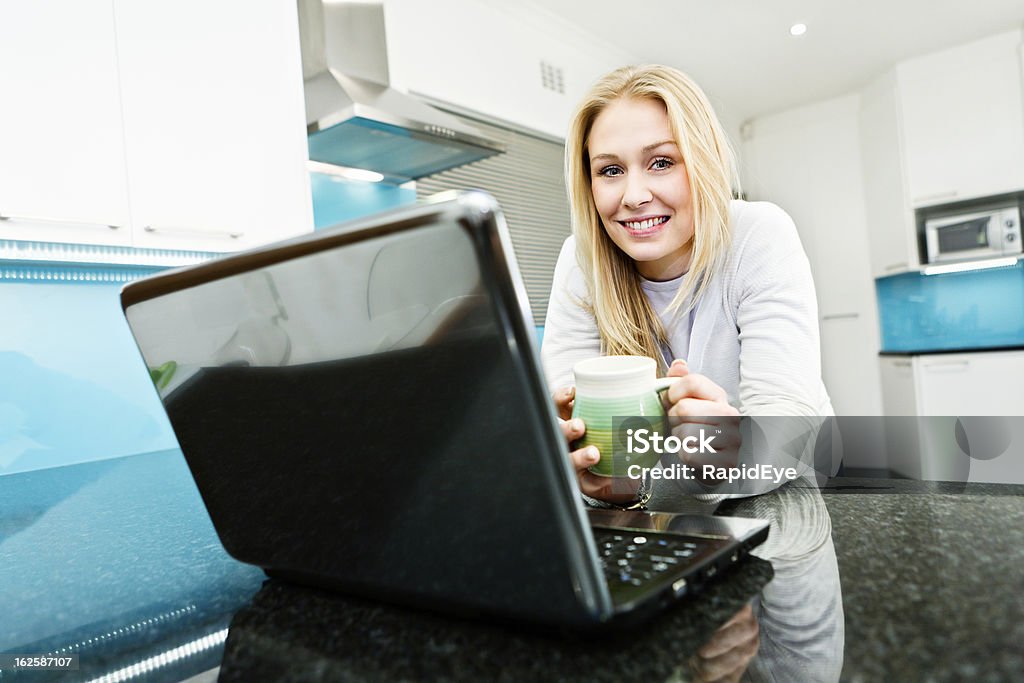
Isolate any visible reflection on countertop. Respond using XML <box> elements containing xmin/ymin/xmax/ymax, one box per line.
<box><xmin>218</xmin><ymin>561</ymin><xmax>772</xmax><ymax>683</ymax></box>
<box><xmin>1</xmin><ymin>452</ymin><xmax>1022</xmax><ymax>681</ymax></box>
<box><xmin>0</xmin><ymin>450</ymin><xmax>264</xmax><ymax>681</ymax></box>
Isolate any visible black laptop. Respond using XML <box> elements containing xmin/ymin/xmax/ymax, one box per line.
<box><xmin>120</xmin><ymin>191</ymin><xmax>768</xmax><ymax>629</ymax></box>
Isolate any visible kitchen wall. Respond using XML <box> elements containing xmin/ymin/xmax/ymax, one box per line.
<box><xmin>741</xmin><ymin>95</ymin><xmax>884</xmax><ymax>414</ymax></box>
<box><xmin>383</xmin><ymin>0</ymin><xmax>745</xmax><ymax>153</ymax></box>
<box><xmin>0</xmin><ymin>177</ymin><xmax>412</xmax><ymax>476</ymax></box>
<box><xmin>740</xmin><ymin>94</ymin><xmax>887</xmax><ymax>470</ymax></box>
<box><xmin>310</xmin><ymin>173</ymin><xmax>416</xmax><ymax>229</ymax></box>
<box><xmin>3</xmin><ymin>0</ymin><xmax>656</xmax><ymax>478</ymax></box>
<box><xmin>14</xmin><ymin>3</ymin><xmax>1016</xmax><ymax>481</ymax></box>
<box><xmin>383</xmin><ymin>0</ymin><xmax>640</xmax><ymax>139</ymax></box>
<box><xmin>740</xmin><ymin>28</ymin><xmax>1024</xmax><ymax>480</ymax></box>
<box><xmin>742</xmin><ymin>27</ymin><xmax>1024</xmax><ymax>408</ymax></box>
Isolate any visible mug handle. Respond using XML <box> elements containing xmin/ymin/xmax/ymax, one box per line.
<box><xmin>654</xmin><ymin>377</ymin><xmax>681</xmax><ymax>394</ymax></box>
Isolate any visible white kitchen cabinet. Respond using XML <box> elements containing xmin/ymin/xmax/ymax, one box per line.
<box><xmin>915</xmin><ymin>351</ymin><xmax>1024</xmax><ymax>416</ymax></box>
<box><xmin>878</xmin><ymin>356</ymin><xmax>923</xmax><ymax>477</ymax></box>
<box><xmin>0</xmin><ymin>0</ymin><xmax>312</xmax><ymax>255</ymax></box>
<box><xmin>879</xmin><ymin>352</ymin><xmax>1024</xmax><ymax>483</ymax></box>
<box><xmin>915</xmin><ymin>353</ymin><xmax>1024</xmax><ymax>484</ymax></box>
<box><xmin>820</xmin><ymin>315</ymin><xmax>883</xmax><ymax>413</ymax></box>
<box><xmin>859</xmin><ymin>30</ymin><xmax>1024</xmax><ymax>275</ymax></box>
<box><xmin>881</xmin><ymin>351</ymin><xmax>1024</xmax><ymax>417</ymax></box>
<box><xmin>115</xmin><ymin>0</ymin><xmax>313</xmax><ymax>252</ymax></box>
<box><xmin>897</xmin><ymin>30</ymin><xmax>1024</xmax><ymax>207</ymax></box>
<box><xmin>0</xmin><ymin>0</ymin><xmax>132</xmax><ymax>247</ymax></box>
<box><xmin>859</xmin><ymin>73</ymin><xmax>919</xmax><ymax>277</ymax></box>
<box><xmin>879</xmin><ymin>356</ymin><xmax>919</xmax><ymax>415</ymax></box>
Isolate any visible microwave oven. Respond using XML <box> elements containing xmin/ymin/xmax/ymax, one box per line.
<box><xmin>925</xmin><ymin>205</ymin><xmax>1022</xmax><ymax>264</ymax></box>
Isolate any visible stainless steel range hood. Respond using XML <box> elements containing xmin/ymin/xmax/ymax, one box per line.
<box><xmin>298</xmin><ymin>0</ymin><xmax>503</xmax><ymax>182</ymax></box>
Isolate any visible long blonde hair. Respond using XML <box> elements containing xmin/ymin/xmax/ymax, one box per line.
<box><xmin>565</xmin><ymin>65</ymin><xmax>739</xmax><ymax>371</ymax></box>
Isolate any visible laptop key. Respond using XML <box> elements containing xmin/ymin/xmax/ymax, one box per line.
<box><xmin>592</xmin><ymin>529</ymin><xmax>713</xmax><ymax>593</ymax></box>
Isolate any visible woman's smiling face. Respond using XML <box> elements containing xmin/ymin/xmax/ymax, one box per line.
<box><xmin>588</xmin><ymin>97</ymin><xmax>695</xmax><ymax>281</ymax></box>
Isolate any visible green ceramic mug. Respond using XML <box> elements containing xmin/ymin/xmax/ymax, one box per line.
<box><xmin>571</xmin><ymin>355</ymin><xmax>679</xmax><ymax>477</ymax></box>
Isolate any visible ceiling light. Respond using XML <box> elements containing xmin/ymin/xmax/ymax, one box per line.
<box><xmin>923</xmin><ymin>257</ymin><xmax>1019</xmax><ymax>276</ymax></box>
<box><xmin>790</xmin><ymin>23</ymin><xmax>807</xmax><ymax>36</ymax></box>
<box><xmin>307</xmin><ymin>160</ymin><xmax>384</xmax><ymax>183</ymax></box>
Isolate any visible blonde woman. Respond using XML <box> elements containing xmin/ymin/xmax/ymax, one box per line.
<box><xmin>542</xmin><ymin>65</ymin><xmax>834</xmax><ymax>507</ymax></box>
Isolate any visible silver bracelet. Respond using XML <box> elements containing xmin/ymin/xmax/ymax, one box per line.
<box><xmin>581</xmin><ymin>471</ymin><xmax>653</xmax><ymax>510</ymax></box>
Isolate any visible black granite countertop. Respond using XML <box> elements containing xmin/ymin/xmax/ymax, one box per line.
<box><xmin>2</xmin><ymin>453</ymin><xmax>1023</xmax><ymax>682</ymax></box>
<box><xmin>819</xmin><ymin>477</ymin><xmax>1024</xmax><ymax>681</ymax></box>
<box><xmin>218</xmin><ymin>561</ymin><xmax>773</xmax><ymax>683</ymax></box>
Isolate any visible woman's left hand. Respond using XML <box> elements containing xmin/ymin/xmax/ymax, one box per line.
<box><xmin>663</xmin><ymin>359</ymin><xmax>742</xmax><ymax>485</ymax></box>
<box><xmin>663</xmin><ymin>359</ymin><xmax>739</xmax><ymax>417</ymax></box>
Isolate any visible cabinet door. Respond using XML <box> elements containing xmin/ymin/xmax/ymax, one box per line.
<box><xmin>879</xmin><ymin>357</ymin><xmax>919</xmax><ymax>415</ymax></box>
<box><xmin>860</xmin><ymin>72</ymin><xmax>919</xmax><ymax>276</ymax></box>
<box><xmin>916</xmin><ymin>352</ymin><xmax>1024</xmax><ymax>416</ymax></box>
<box><xmin>915</xmin><ymin>352</ymin><xmax>1024</xmax><ymax>483</ymax></box>
<box><xmin>898</xmin><ymin>30</ymin><xmax>1024</xmax><ymax>207</ymax></box>
<box><xmin>114</xmin><ymin>0</ymin><xmax>312</xmax><ymax>252</ymax></box>
<box><xmin>878</xmin><ymin>356</ymin><xmax>922</xmax><ymax>478</ymax></box>
<box><xmin>0</xmin><ymin>0</ymin><xmax>132</xmax><ymax>246</ymax></box>
<box><xmin>914</xmin><ymin>355</ymin><xmax>973</xmax><ymax>415</ymax></box>
<box><xmin>821</xmin><ymin>315</ymin><xmax>884</xmax><ymax>415</ymax></box>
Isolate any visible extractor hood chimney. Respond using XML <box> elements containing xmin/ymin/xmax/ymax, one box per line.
<box><xmin>297</xmin><ymin>0</ymin><xmax>504</xmax><ymax>182</ymax></box>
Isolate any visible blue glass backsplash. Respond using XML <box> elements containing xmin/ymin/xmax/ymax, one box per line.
<box><xmin>1</xmin><ymin>175</ymin><xmax>418</xmax><ymax>476</ymax></box>
<box><xmin>310</xmin><ymin>173</ymin><xmax>417</xmax><ymax>229</ymax></box>
<box><xmin>0</xmin><ymin>281</ymin><xmax>178</xmax><ymax>475</ymax></box>
<box><xmin>876</xmin><ymin>261</ymin><xmax>1024</xmax><ymax>352</ymax></box>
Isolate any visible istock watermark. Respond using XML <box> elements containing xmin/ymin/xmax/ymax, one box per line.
<box><xmin>623</xmin><ymin>426</ymin><xmax>798</xmax><ymax>483</ymax></box>
<box><xmin>606</xmin><ymin>415</ymin><xmax>816</xmax><ymax>492</ymax></box>
<box><xmin>625</xmin><ymin>462</ymin><xmax>799</xmax><ymax>484</ymax></box>
<box><xmin>625</xmin><ymin>427</ymin><xmax>718</xmax><ymax>455</ymax></box>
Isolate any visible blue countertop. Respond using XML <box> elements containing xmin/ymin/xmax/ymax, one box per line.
<box><xmin>0</xmin><ymin>450</ymin><xmax>264</xmax><ymax>680</ymax></box>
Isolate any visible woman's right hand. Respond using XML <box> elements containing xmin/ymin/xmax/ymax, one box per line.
<box><xmin>553</xmin><ymin>386</ymin><xmax>641</xmax><ymax>505</ymax></box>
<box><xmin>554</xmin><ymin>385</ymin><xmax>600</xmax><ymax>471</ymax></box>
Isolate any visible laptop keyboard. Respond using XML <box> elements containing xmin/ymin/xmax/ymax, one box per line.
<box><xmin>593</xmin><ymin>529</ymin><xmax>709</xmax><ymax>590</ymax></box>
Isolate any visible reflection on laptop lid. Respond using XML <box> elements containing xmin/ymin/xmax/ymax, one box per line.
<box><xmin>120</xmin><ymin>191</ymin><xmax>767</xmax><ymax>628</ymax></box>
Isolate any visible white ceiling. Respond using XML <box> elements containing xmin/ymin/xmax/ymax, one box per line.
<box><xmin>538</xmin><ymin>0</ymin><xmax>1024</xmax><ymax>126</ymax></box>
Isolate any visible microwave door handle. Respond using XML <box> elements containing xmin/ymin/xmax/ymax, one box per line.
<box><xmin>987</xmin><ymin>215</ymin><xmax>999</xmax><ymax>249</ymax></box>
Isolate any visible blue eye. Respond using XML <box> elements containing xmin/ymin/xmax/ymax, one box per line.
<box><xmin>597</xmin><ymin>165</ymin><xmax>623</xmax><ymax>177</ymax></box>
<box><xmin>651</xmin><ymin>157</ymin><xmax>674</xmax><ymax>170</ymax></box>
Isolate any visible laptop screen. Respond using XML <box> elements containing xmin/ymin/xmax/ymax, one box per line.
<box><xmin>121</xmin><ymin>199</ymin><xmax>609</xmax><ymax>623</ymax></box>
<box><xmin>126</xmin><ymin>219</ymin><xmax>485</xmax><ymax>379</ymax></box>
